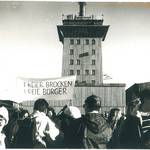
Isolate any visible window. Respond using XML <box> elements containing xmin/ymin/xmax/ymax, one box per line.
<box><xmin>75</xmin><ymin>80</ymin><xmax>79</xmax><ymax>84</ymax></box>
<box><xmin>92</xmin><ymin>49</ymin><xmax>96</xmax><ymax>55</ymax></box>
<box><xmin>92</xmin><ymin>70</ymin><xmax>96</xmax><ymax>75</ymax></box>
<box><xmin>77</xmin><ymin>39</ymin><xmax>80</xmax><ymax>45</ymax></box>
<box><xmin>70</xmin><ymin>70</ymin><xmax>74</xmax><ymax>75</ymax></box>
<box><xmin>92</xmin><ymin>39</ymin><xmax>96</xmax><ymax>45</ymax></box>
<box><xmin>85</xmin><ymin>39</ymin><xmax>89</xmax><ymax>45</ymax></box>
<box><xmin>77</xmin><ymin>70</ymin><xmax>80</xmax><ymax>75</ymax></box>
<box><xmin>70</xmin><ymin>49</ymin><xmax>74</xmax><ymax>55</ymax></box>
<box><xmin>85</xmin><ymin>70</ymin><xmax>89</xmax><ymax>75</ymax></box>
<box><xmin>82</xmin><ymin>81</ymin><xmax>87</xmax><ymax>84</ymax></box>
<box><xmin>70</xmin><ymin>39</ymin><xmax>74</xmax><ymax>45</ymax></box>
<box><xmin>92</xmin><ymin>80</ymin><xmax>96</xmax><ymax>85</ymax></box>
<box><xmin>92</xmin><ymin>60</ymin><xmax>96</xmax><ymax>65</ymax></box>
<box><xmin>70</xmin><ymin>59</ymin><xmax>74</xmax><ymax>65</ymax></box>
<box><xmin>77</xmin><ymin>59</ymin><xmax>80</xmax><ymax>65</ymax></box>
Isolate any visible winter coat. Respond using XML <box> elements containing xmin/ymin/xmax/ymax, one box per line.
<box><xmin>82</xmin><ymin>112</ymin><xmax>112</xmax><ymax>149</ymax></box>
<box><xmin>119</xmin><ymin>115</ymin><xmax>143</xmax><ymax>149</ymax></box>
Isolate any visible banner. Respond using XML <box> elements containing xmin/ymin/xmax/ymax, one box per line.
<box><xmin>16</xmin><ymin>76</ymin><xmax>76</xmax><ymax>102</ymax></box>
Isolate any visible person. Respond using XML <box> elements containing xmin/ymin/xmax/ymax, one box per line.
<box><xmin>60</xmin><ymin>106</ymin><xmax>81</xmax><ymax>148</ymax></box>
<box><xmin>32</xmin><ymin>98</ymin><xmax>59</xmax><ymax>148</ymax></box>
<box><xmin>120</xmin><ymin>98</ymin><xmax>143</xmax><ymax>149</ymax></box>
<box><xmin>49</xmin><ymin>105</ymin><xmax>82</xmax><ymax>149</ymax></box>
<box><xmin>0</xmin><ymin>106</ymin><xmax>9</xmax><ymax>149</ymax></box>
<box><xmin>70</xmin><ymin>95</ymin><xmax>112</xmax><ymax>149</ymax></box>
<box><xmin>107</xmin><ymin>108</ymin><xmax>124</xmax><ymax>148</ymax></box>
<box><xmin>12</xmin><ymin>109</ymin><xmax>30</xmax><ymax>148</ymax></box>
<box><xmin>19</xmin><ymin>109</ymin><xmax>29</xmax><ymax>120</ymax></box>
<box><xmin>107</xmin><ymin>108</ymin><xmax>122</xmax><ymax>130</ymax></box>
<box><xmin>139</xmin><ymin>89</ymin><xmax>150</xmax><ymax>148</ymax></box>
<box><xmin>4</xmin><ymin>109</ymin><xmax>19</xmax><ymax>148</ymax></box>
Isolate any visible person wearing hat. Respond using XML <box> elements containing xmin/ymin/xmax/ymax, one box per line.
<box><xmin>63</xmin><ymin>106</ymin><xmax>81</xmax><ymax>119</ymax></box>
<box><xmin>54</xmin><ymin>105</ymin><xmax>81</xmax><ymax>148</ymax></box>
<box><xmin>0</xmin><ymin>106</ymin><xmax>9</xmax><ymax>149</ymax></box>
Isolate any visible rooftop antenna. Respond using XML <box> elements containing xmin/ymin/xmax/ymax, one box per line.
<box><xmin>78</xmin><ymin>2</ymin><xmax>86</xmax><ymax>17</ymax></box>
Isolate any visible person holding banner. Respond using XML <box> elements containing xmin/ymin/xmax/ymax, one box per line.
<box><xmin>32</xmin><ymin>98</ymin><xmax>59</xmax><ymax>148</ymax></box>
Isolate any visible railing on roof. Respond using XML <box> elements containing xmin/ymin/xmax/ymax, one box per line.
<box><xmin>62</xmin><ymin>14</ymin><xmax>97</xmax><ymax>20</ymax></box>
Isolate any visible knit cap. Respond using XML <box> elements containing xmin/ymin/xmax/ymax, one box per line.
<box><xmin>64</xmin><ymin>106</ymin><xmax>81</xmax><ymax>119</ymax></box>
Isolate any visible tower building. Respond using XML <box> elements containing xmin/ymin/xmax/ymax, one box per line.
<box><xmin>57</xmin><ymin>2</ymin><xmax>126</xmax><ymax>113</ymax></box>
<box><xmin>57</xmin><ymin>2</ymin><xmax>109</xmax><ymax>85</ymax></box>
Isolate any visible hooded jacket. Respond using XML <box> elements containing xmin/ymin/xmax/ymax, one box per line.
<box><xmin>82</xmin><ymin>112</ymin><xmax>112</xmax><ymax>149</ymax></box>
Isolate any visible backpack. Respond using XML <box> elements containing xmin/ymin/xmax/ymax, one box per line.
<box><xmin>14</xmin><ymin>117</ymin><xmax>35</xmax><ymax>148</ymax></box>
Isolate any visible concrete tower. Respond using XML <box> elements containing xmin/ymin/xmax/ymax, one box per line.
<box><xmin>57</xmin><ymin>2</ymin><xmax>109</xmax><ymax>85</ymax></box>
<box><xmin>57</xmin><ymin>2</ymin><xmax>126</xmax><ymax>113</ymax></box>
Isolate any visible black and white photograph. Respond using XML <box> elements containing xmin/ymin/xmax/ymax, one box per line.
<box><xmin>0</xmin><ymin>0</ymin><xmax>150</xmax><ymax>149</ymax></box>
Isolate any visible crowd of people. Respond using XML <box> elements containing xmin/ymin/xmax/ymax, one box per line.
<box><xmin>0</xmin><ymin>94</ymin><xmax>150</xmax><ymax>149</ymax></box>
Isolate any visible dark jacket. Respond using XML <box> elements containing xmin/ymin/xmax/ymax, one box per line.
<box><xmin>120</xmin><ymin>115</ymin><xmax>143</xmax><ymax>149</ymax></box>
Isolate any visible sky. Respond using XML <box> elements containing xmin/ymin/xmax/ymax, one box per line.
<box><xmin>0</xmin><ymin>1</ymin><xmax>150</xmax><ymax>99</ymax></box>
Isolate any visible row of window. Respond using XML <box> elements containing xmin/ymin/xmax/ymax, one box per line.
<box><xmin>70</xmin><ymin>59</ymin><xmax>95</xmax><ymax>65</ymax></box>
<box><xmin>70</xmin><ymin>39</ymin><xmax>96</xmax><ymax>45</ymax></box>
<box><xmin>70</xmin><ymin>69</ymin><xmax>96</xmax><ymax>75</ymax></box>
<box><xmin>70</xmin><ymin>49</ymin><xmax>96</xmax><ymax>55</ymax></box>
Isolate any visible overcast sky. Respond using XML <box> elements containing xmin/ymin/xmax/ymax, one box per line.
<box><xmin>0</xmin><ymin>1</ymin><xmax>150</xmax><ymax>99</ymax></box>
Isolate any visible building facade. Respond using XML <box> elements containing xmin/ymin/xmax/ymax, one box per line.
<box><xmin>57</xmin><ymin>2</ymin><xmax>109</xmax><ymax>85</ymax></box>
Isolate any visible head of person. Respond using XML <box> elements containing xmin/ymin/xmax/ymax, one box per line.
<box><xmin>140</xmin><ymin>89</ymin><xmax>150</xmax><ymax>112</ymax></box>
<box><xmin>83</xmin><ymin>95</ymin><xmax>101</xmax><ymax>113</ymax></box>
<box><xmin>127</xmin><ymin>98</ymin><xmax>141</xmax><ymax>116</ymax></box>
<box><xmin>47</xmin><ymin>106</ymin><xmax>56</xmax><ymax>119</ymax></box>
<box><xmin>33</xmin><ymin>98</ymin><xmax>49</xmax><ymax>114</ymax></box>
<box><xmin>19</xmin><ymin>109</ymin><xmax>29</xmax><ymax>120</ymax></box>
<box><xmin>107</xmin><ymin>108</ymin><xmax>122</xmax><ymax>125</ymax></box>
<box><xmin>63</xmin><ymin>106</ymin><xmax>81</xmax><ymax>119</ymax></box>
<box><xmin>11</xmin><ymin>109</ymin><xmax>19</xmax><ymax>120</ymax></box>
<box><xmin>0</xmin><ymin>106</ymin><xmax>9</xmax><ymax>132</ymax></box>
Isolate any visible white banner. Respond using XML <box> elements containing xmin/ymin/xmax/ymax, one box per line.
<box><xmin>16</xmin><ymin>76</ymin><xmax>76</xmax><ymax>102</ymax></box>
